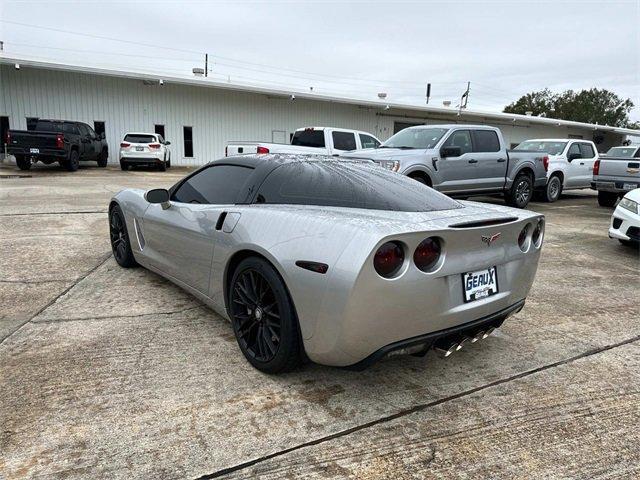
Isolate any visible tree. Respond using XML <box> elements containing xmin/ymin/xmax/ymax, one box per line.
<box><xmin>504</xmin><ymin>88</ymin><xmax>635</xmax><ymax>128</ymax></box>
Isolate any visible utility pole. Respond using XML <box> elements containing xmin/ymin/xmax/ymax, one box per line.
<box><xmin>204</xmin><ymin>54</ymin><xmax>208</xmax><ymax>77</ymax></box>
<box><xmin>426</xmin><ymin>83</ymin><xmax>431</xmax><ymax>104</ymax></box>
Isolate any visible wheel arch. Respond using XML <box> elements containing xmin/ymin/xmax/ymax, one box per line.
<box><xmin>406</xmin><ymin>169</ymin><xmax>433</xmax><ymax>187</ymax></box>
<box><xmin>549</xmin><ymin>170</ymin><xmax>564</xmax><ymax>185</ymax></box>
<box><xmin>514</xmin><ymin>166</ymin><xmax>534</xmax><ymax>181</ymax></box>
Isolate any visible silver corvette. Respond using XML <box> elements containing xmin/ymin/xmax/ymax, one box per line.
<box><xmin>109</xmin><ymin>155</ymin><xmax>544</xmax><ymax>373</ymax></box>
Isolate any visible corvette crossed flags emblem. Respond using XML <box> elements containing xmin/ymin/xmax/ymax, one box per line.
<box><xmin>481</xmin><ymin>232</ymin><xmax>501</xmax><ymax>246</ymax></box>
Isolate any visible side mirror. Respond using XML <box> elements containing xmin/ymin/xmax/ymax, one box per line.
<box><xmin>100</xmin><ymin>132</ymin><xmax>106</xmax><ymax>140</ymax></box>
<box><xmin>145</xmin><ymin>188</ymin><xmax>171</xmax><ymax>209</ymax></box>
<box><xmin>441</xmin><ymin>146</ymin><xmax>462</xmax><ymax>158</ymax></box>
<box><xmin>164</xmin><ymin>141</ymin><xmax>171</xmax><ymax>146</ymax></box>
<box><xmin>567</xmin><ymin>153</ymin><xmax>581</xmax><ymax>162</ymax></box>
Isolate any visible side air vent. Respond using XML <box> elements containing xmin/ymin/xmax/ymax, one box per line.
<box><xmin>134</xmin><ymin>217</ymin><xmax>146</xmax><ymax>250</ymax></box>
<box><xmin>449</xmin><ymin>217</ymin><xmax>519</xmax><ymax>229</ymax></box>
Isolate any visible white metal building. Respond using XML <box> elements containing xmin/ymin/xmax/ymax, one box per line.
<box><xmin>1</xmin><ymin>57</ymin><xmax>638</xmax><ymax>166</ymax></box>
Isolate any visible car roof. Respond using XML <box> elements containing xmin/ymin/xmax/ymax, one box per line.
<box><xmin>213</xmin><ymin>153</ymin><xmax>370</xmax><ymax>169</ymax></box>
<box><xmin>124</xmin><ymin>132</ymin><xmax>158</xmax><ymax>136</ymax></box>
<box><xmin>524</xmin><ymin>138</ymin><xmax>591</xmax><ymax>142</ymax></box>
<box><xmin>405</xmin><ymin>124</ymin><xmax>498</xmax><ymax>130</ymax></box>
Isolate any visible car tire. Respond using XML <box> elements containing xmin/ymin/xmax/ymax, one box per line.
<box><xmin>120</xmin><ymin>161</ymin><xmax>128</xmax><ymax>171</ymax></box>
<box><xmin>65</xmin><ymin>150</ymin><xmax>80</xmax><ymax>172</ymax></box>
<box><xmin>542</xmin><ymin>175</ymin><xmax>562</xmax><ymax>203</ymax></box>
<box><xmin>15</xmin><ymin>155</ymin><xmax>31</xmax><ymax>171</ymax></box>
<box><xmin>506</xmin><ymin>172</ymin><xmax>533</xmax><ymax>208</ymax></box>
<box><xmin>598</xmin><ymin>190</ymin><xmax>618</xmax><ymax>208</ymax></box>
<box><xmin>97</xmin><ymin>149</ymin><xmax>108</xmax><ymax>167</ymax></box>
<box><xmin>109</xmin><ymin>205</ymin><xmax>138</xmax><ymax>268</ymax></box>
<box><xmin>229</xmin><ymin>257</ymin><xmax>302</xmax><ymax>373</ymax></box>
<box><xmin>158</xmin><ymin>160</ymin><xmax>166</xmax><ymax>172</ymax></box>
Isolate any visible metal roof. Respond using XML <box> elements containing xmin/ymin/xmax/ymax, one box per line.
<box><xmin>2</xmin><ymin>55</ymin><xmax>639</xmax><ymax>137</ymax></box>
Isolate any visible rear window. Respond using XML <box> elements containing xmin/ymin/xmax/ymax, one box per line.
<box><xmin>472</xmin><ymin>130</ymin><xmax>501</xmax><ymax>152</ymax></box>
<box><xmin>515</xmin><ymin>141</ymin><xmax>567</xmax><ymax>156</ymax></box>
<box><xmin>124</xmin><ymin>134</ymin><xmax>156</xmax><ymax>144</ymax></box>
<box><xmin>255</xmin><ymin>161</ymin><xmax>462</xmax><ymax>212</ymax></box>
<box><xmin>605</xmin><ymin>147</ymin><xmax>638</xmax><ymax>158</ymax></box>
<box><xmin>291</xmin><ymin>130</ymin><xmax>325</xmax><ymax>148</ymax></box>
<box><xmin>34</xmin><ymin>121</ymin><xmax>63</xmax><ymax>133</ymax></box>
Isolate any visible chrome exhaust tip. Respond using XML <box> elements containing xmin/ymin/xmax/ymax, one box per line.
<box><xmin>456</xmin><ymin>337</ymin><xmax>471</xmax><ymax>351</ymax></box>
<box><xmin>444</xmin><ymin>344</ymin><xmax>458</xmax><ymax>357</ymax></box>
<box><xmin>434</xmin><ymin>342</ymin><xmax>458</xmax><ymax>357</ymax></box>
<box><xmin>471</xmin><ymin>331</ymin><xmax>483</xmax><ymax>343</ymax></box>
<box><xmin>482</xmin><ymin>327</ymin><xmax>496</xmax><ymax>339</ymax></box>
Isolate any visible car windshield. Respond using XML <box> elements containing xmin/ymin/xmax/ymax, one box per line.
<box><xmin>124</xmin><ymin>134</ymin><xmax>156</xmax><ymax>144</ymax></box>
<box><xmin>514</xmin><ymin>141</ymin><xmax>567</xmax><ymax>155</ymax></box>
<box><xmin>255</xmin><ymin>160</ymin><xmax>462</xmax><ymax>212</ymax></box>
<box><xmin>605</xmin><ymin>147</ymin><xmax>637</xmax><ymax>157</ymax></box>
<box><xmin>382</xmin><ymin>128</ymin><xmax>448</xmax><ymax>149</ymax></box>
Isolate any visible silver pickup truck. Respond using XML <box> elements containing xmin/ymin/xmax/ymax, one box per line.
<box><xmin>592</xmin><ymin>145</ymin><xmax>640</xmax><ymax>207</ymax></box>
<box><xmin>342</xmin><ymin>124</ymin><xmax>548</xmax><ymax>208</ymax></box>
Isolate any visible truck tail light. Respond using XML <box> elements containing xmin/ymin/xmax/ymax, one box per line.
<box><xmin>56</xmin><ymin>134</ymin><xmax>64</xmax><ymax>149</ymax></box>
<box><xmin>593</xmin><ymin>158</ymin><xmax>600</xmax><ymax>176</ymax></box>
<box><xmin>120</xmin><ymin>142</ymin><xmax>130</xmax><ymax>148</ymax></box>
<box><xmin>149</xmin><ymin>143</ymin><xmax>161</xmax><ymax>149</ymax></box>
<box><xmin>256</xmin><ymin>146</ymin><xmax>270</xmax><ymax>154</ymax></box>
<box><xmin>542</xmin><ymin>155</ymin><xmax>549</xmax><ymax>172</ymax></box>
<box><xmin>373</xmin><ymin>241</ymin><xmax>404</xmax><ymax>278</ymax></box>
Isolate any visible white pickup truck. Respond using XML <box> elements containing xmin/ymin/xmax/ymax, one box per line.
<box><xmin>513</xmin><ymin>138</ymin><xmax>599</xmax><ymax>202</ymax></box>
<box><xmin>225</xmin><ymin>127</ymin><xmax>381</xmax><ymax>157</ymax></box>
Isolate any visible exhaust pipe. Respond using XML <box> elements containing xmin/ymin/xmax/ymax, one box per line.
<box><xmin>434</xmin><ymin>342</ymin><xmax>459</xmax><ymax>357</ymax></box>
<box><xmin>482</xmin><ymin>327</ymin><xmax>496</xmax><ymax>339</ymax></box>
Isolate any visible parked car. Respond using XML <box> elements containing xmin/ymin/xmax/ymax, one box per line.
<box><xmin>592</xmin><ymin>146</ymin><xmax>640</xmax><ymax>207</ymax></box>
<box><xmin>6</xmin><ymin>119</ymin><xmax>108</xmax><ymax>171</ymax></box>
<box><xmin>608</xmin><ymin>188</ymin><xmax>640</xmax><ymax>247</ymax></box>
<box><xmin>513</xmin><ymin>139</ymin><xmax>599</xmax><ymax>202</ymax></box>
<box><xmin>119</xmin><ymin>132</ymin><xmax>171</xmax><ymax>171</ymax></box>
<box><xmin>108</xmin><ymin>154</ymin><xmax>544</xmax><ymax>373</ymax></box>
<box><xmin>342</xmin><ymin>125</ymin><xmax>548</xmax><ymax>208</ymax></box>
<box><xmin>225</xmin><ymin>126</ymin><xmax>381</xmax><ymax>157</ymax></box>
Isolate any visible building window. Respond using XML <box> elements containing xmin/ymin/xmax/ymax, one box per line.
<box><xmin>183</xmin><ymin>126</ymin><xmax>193</xmax><ymax>158</ymax></box>
<box><xmin>94</xmin><ymin>121</ymin><xmax>105</xmax><ymax>138</ymax></box>
<box><xmin>1</xmin><ymin>116</ymin><xmax>9</xmax><ymax>146</ymax></box>
<box><xmin>26</xmin><ymin>117</ymin><xmax>38</xmax><ymax>131</ymax></box>
<box><xmin>155</xmin><ymin>124</ymin><xmax>165</xmax><ymax>139</ymax></box>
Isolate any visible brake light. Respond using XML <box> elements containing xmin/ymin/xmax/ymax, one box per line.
<box><xmin>518</xmin><ymin>224</ymin><xmax>531</xmax><ymax>252</ymax></box>
<box><xmin>542</xmin><ymin>155</ymin><xmax>549</xmax><ymax>172</ymax></box>
<box><xmin>149</xmin><ymin>143</ymin><xmax>161</xmax><ymax>149</ymax></box>
<box><xmin>373</xmin><ymin>241</ymin><xmax>404</xmax><ymax>278</ymax></box>
<box><xmin>120</xmin><ymin>142</ymin><xmax>130</xmax><ymax>148</ymax></box>
<box><xmin>414</xmin><ymin>237</ymin><xmax>442</xmax><ymax>272</ymax></box>
<box><xmin>593</xmin><ymin>158</ymin><xmax>600</xmax><ymax>175</ymax></box>
<box><xmin>256</xmin><ymin>146</ymin><xmax>270</xmax><ymax>154</ymax></box>
<box><xmin>56</xmin><ymin>134</ymin><xmax>64</xmax><ymax>149</ymax></box>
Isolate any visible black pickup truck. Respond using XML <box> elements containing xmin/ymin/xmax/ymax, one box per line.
<box><xmin>6</xmin><ymin>119</ymin><xmax>108</xmax><ymax>171</ymax></box>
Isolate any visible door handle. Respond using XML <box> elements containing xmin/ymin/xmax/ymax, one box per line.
<box><xmin>579</xmin><ymin>162</ymin><xmax>585</xmax><ymax>165</ymax></box>
<box><xmin>215</xmin><ymin>212</ymin><xmax>228</xmax><ymax>231</ymax></box>
<box><xmin>497</xmin><ymin>158</ymin><xmax>506</xmax><ymax>163</ymax></box>
<box><xmin>468</xmin><ymin>159</ymin><xmax>478</xmax><ymax>164</ymax></box>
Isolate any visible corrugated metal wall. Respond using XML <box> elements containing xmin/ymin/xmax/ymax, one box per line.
<box><xmin>0</xmin><ymin>65</ymin><xmax>622</xmax><ymax>165</ymax></box>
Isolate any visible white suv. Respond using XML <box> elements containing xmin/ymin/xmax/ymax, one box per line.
<box><xmin>119</xmin><ymin>132</ymin><xmax>171</xmax><ymax>171</ymax></box>
<box><xmin>514</xmin><ymin>139</ymin><xmax>599</xmax><ymax>202</ymax></box>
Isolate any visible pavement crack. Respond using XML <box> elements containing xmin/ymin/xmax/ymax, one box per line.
<box><xmin>0</xmin><ymin>210</ymin><xmax>107</xmax><ymax>217</ymax></box>
<box><xmin>0</xmin><ymin>252</ymin><xmax>112</xmax><ymax>345</ymax></box>
<box><xmin>194</xmin><ymin>333</ymin><xmax>640</xmax><ymax>480</ymax></box>
<box><xmin>33</xmin><ymin>305</ymin><xmax>206</xmax><ymax>324</ymax></box>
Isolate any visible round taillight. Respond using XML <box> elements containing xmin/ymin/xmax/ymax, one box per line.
<box><xmin>374</xmin><ymin>241</ymin><xmax>404</xmax><ymax>278</ymax></box>
<box><xmin>414</xmin><ymin>237</ymin><xmax>441</xmax><ymax>272</ymax></box>
<box><xmin>532</xmin><ymin>219</ymin><xmax>544</xmax><ymax>248</ymax></box>
<box><xmin>518</xmin><ymin>224</ymin><xmax>531</xmax><ymax>251</ymax></box>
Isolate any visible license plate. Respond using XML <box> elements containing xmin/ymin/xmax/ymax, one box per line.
<box><xmin>463</xmin><ymin>266</ymin><xmax>498</xmax><ymax>302</ymax></box>
<box><xmin>30</xmin><ymin>148</ymin><xmax>39</xmax><ymax>154</ymax></box>
<box><xmin>623</xmin><ymin>183</ymin><xmax>637</xmax><ymax>190</ymax></box>
<box><xmin>136</xmin><ymin>146</ymin><xmax>144</xmax><ymax>151</ymax></box>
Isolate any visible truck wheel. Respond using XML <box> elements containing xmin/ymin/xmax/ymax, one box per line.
<box><xmin>97</xmin><ymin>149</ymin><xmax>108</xmax><ymax>167</ymax></box>
<box><xmin>542</xmin><ymin>175</ymin><xmax>562</xmax><ymax>203</ymax></box>
<box><xmin>597</xmin><ymin>191</ymin><xmax>618</xmax><ymax>208</ymax></box>
<box><xmin>506</xmin><ymin>173</ymin><xmax>533</xmax><ymax>208</ymax></box>
<box><xmin>408</xmin><ymin>172</ymin><xmax>431</xmax><ymax>187</ymax></box>
<box><xmin>15</xmin><ymin>155</ymin><xmax>32</xmax><ymax>171</ymax></box>
<box><xmin>65</xmin><ymin>150</ymin><xmax>80</xmax><ymax>172</ymax></box>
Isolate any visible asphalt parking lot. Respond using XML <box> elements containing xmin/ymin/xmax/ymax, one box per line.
<box><xmin>1</xmin><ymin>163</ymin><xmax>639</xmax><ymax>479</ymax></box>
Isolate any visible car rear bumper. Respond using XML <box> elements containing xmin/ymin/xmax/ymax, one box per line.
<box><xmin>8</xmin><ymin>147</ymin><xmax>67</xmax><ymax>158</ymax></box>
<box><xmin>120</xmin><ymin>156</ymin><xmax>164</xmax><ymax>165</ymax></box>
<box><xmin>594</xmin><ymin>180</ymin><xmax>640</xmax><ymax>193</ymax></box>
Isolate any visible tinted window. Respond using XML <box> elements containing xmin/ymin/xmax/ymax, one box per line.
<box><xmin>184</xmin><ymin>126</ymin><xmax>193</xmax><ymax>158</ymax></box>
<box><xmin>332</xmin><ymin>131</ymin><xmax>357</xmax><ymax>151</ymax></box>
<box><xmin>94</xmin><ymin>121</ymin><xmax>105</xmax><ymax>137</ymax></box>
<box><xmin>172</xmin><ymin>165</ymin><xmax>253</xmax><ymax>204</ymax></box>
<box><xmin>359</xmin><ymin>134</ymin><xmax>380</xmax><ymax>149</ymax></box>
<box><xmin>291</xmin><ymin>130</ymin><xmax>325</xmax><ymax>148</ymax></box>
<box><xmin>443</xmin><ymin>130</ymin><xmax>472</xmax><ymax>155</ymax></box>
<box><xmin>567</xmin><ymin>143</ymin><xmax>581</xmax><ymax>158</ymax></box>
<box><xmin>63</xmin><ymin>123</ymin><xmax>79</xmax><ymax>135</ymax></box>
<box><xmin>255</xmin><ymin>161</ymin><xmax>462</xmax><ymax>212</ymax></box>
<box><xmin>472</xmin><ymin>130</ymin><xmax>500</xmax><ymax>152</ymax></box>
<box><xmin>86</xmin><ymin>125</ymin><xmax>97</xmax><ymax>138</ymax></box>
<box><xmin>34</xmin><ymin>120</ymin><xmax>62</xmax><ymax>133</ymax></box>
<box><xmin>383</xmin><ymin>127</ymin><xmax>447</xmax><ymax>149</ymax></box>
<box><xmin>124</xmin><ymin>134</ymin><xmax>156</xmax><ymax>144</ymax></box>
<box><xmin>515</xmin><ymin>141</ymin><xmax>567</xmax><ymax>155</ymax></box>
<box><xmin>77</xmin><ymin>124</ymin><xmax>90</xmax><ymax>136</ymax></box>
<box><xmin>579</xmin><ymin>143</ymin><xmax>595</xmax><ymax>159</ymax></box>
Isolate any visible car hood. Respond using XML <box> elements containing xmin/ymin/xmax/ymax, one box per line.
<box><xmin>341</xmin><ymin>148</ymin><xmax>431</xmax><ymax>161</ymax></box>
<box><xmin>623</xmin><ymin>188</ymin><xmax>640</xmax><ymax>203</ymax></box>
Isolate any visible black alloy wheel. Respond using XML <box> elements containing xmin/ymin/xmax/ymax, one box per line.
<box><xmin>109</xmin><ymin>206</ymin><xmax>137</xmax><ymax>268</ymax></box>
<box><xmin>230</xmin><ymin>257</ymin><xmax>301</xmax><ymax>373</ymax></box>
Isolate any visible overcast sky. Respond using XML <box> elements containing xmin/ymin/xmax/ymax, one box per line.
<box><xmin>1</xmin><ymin>0</ymin><xmax>639</xmax><ymax>120</ymax></box>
